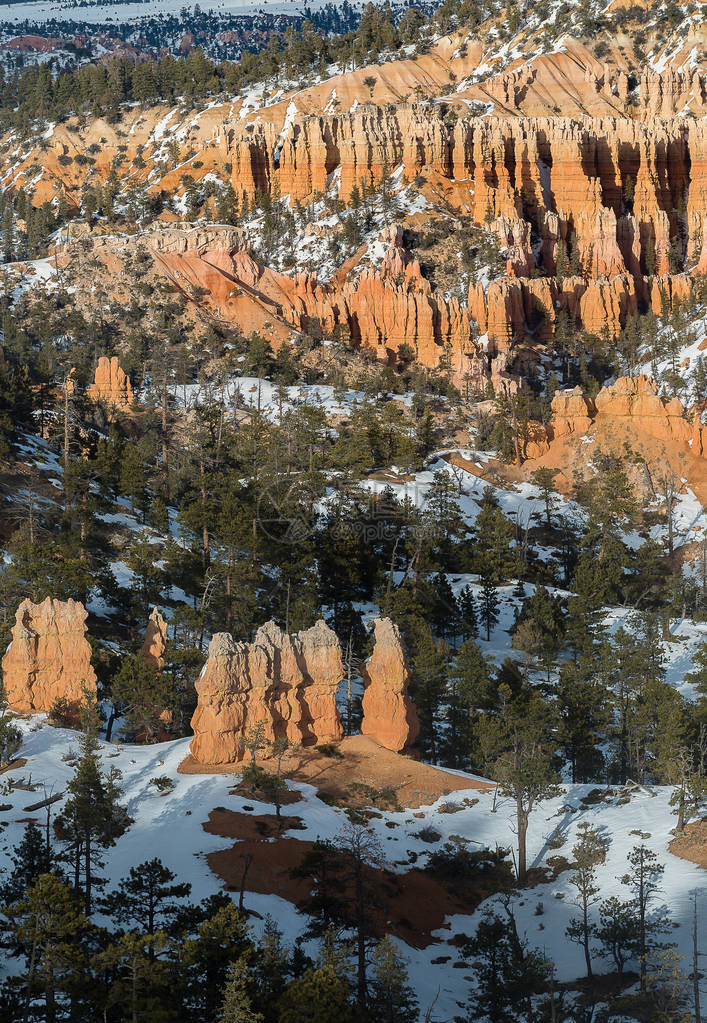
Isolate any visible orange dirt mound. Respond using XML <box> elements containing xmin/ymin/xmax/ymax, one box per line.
<box><xmin>179</xmin><ymin>733</ymin><xmax>493</xmax><ymax>810</ymax></box>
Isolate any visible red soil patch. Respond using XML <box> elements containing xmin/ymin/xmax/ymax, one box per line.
<box><xmin>203</xmin><ymin>808</ymin><xmax>304</xmax><ymax>841</ymax></box>
<box><xmin>180</xmin><ymin>734</ymin><xmax>492</xmax><ymax>810</ymax></box>
<box><xmin>669</xmin><ymin>820</ymin><xmax>707</xmax><ymax>868</ymax></box>
<box><xmin>203</xmin><ymin>808</ymin><xmax>507</xmax><ymax>948</ymax></box>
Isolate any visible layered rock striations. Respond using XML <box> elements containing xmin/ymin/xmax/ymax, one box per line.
<box><xmin>1</xmin><ymin>598</ymin><xmax>97</xmax><ymax>718</ymax></box>
<box><xmin>361</xmin><ymin>618</ymin><xmax>420</xmax><ymax>753</ymax></box>
<box><xmin>189</xmin><ymin>619</ymin><xmax>345</xmax><ymax>764</ymax></box>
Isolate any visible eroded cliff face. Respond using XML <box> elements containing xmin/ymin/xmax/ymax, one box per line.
<box><xmin>151</xmin><ymin>226</ymin><xmax>518</xmax><ymax>390</ymax></box>
<box><xmin>8</xmin><ymin>40</ymin><xmax>706</xmax><ymax>387</ymax></box>
<box><xmin>525</xmin><ymin>375</ymin><xmax>707</xmax><ymax>503</ymax></box>
<box><xmin>189</xmin><ymin>619</ymin><xmax>344</xmax><ymax>765</ymax></box>
<box><xmin>1</xmin><ymin>598</ymin><xmax>97</xmax><ymax>719</ymax></box>
<box><xmin>145</xmin><ymin>109</ymin><xmax>707</xmax><ymax>367</ymax></box>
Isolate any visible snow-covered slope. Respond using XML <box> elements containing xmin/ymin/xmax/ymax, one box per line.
<box><xmin>0</xmin><ymin>716</ymin><xmax>704</xmax><ymax>1021</ymax></box>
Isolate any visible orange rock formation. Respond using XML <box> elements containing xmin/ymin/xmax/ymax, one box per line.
<box><xmin>1</xmin><ymin>597</ymin><xmax>97</xmax><ymax>719</ymax></box>
<box><xmin>141</xmin><ymin>608</ymin><xmax>168</xmax><ymax>672</ymax></box>
<box><xmin>190</xmin><ymin>620</ymin><xmax>344</xmax><ymax>765</ymax></box>
<box><xmin>88</xmin><ymin>356</ymin><xmax>134</xmax><ymax>411</ymax></box>
<box><xmin>361</xmin><ymin>618</ymin><xmax>420</xmax><ymax>753</ymax></box>
<box><xmin>525</xmin><ymin>376</ymin><xmax>707</xmax><ymax>502</ymax></box>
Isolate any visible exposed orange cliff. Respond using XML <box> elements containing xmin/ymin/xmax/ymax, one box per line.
<box><xmin>525</xmin><ymin>376</ymin><xmax>707</xmax><ymax>503</ymax></box>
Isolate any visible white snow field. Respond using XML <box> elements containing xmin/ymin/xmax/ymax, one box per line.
<box><xmin>0</xmin><ymin>715</ymin><xmax>705</xmax><ymax>1021</ymax></box>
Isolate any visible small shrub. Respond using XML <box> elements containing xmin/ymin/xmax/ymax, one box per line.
<box><xmin>417</xmin><ymin>826</ymin><xmax>442</xmax><ymax>843</ymax></box>
<box><xmin>315</xmin><ymin>743</ymin><xmax>343</xmax><ymax>758</ymax></box>
<box><xmin>149</xmin><ymin>775</ymin><xmax>174</xmax><ymax>793</ymax></box>
<box><xmin>547</xmin><ymin>826</ymin><xmax>566</xmax><ymax>850</ymax></box>
<box><xmin>438</xmin><ymin>801</ymin><xmax>464</xmax><ymax>814</ymax></box>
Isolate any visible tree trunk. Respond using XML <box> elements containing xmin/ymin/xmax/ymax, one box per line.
<box><xmin>517</xmin><ymin>799</ymin><xmax>527</xmax><ymax>882</ymax></box>
<box><xmin>583</xmin><ymin>898</ymin><xmax>592</xmax><ymax>978</ymax></box>
<box><xmin>85</xmin><ymin>831</ymin><xmax>92</xmax><ymax>916</ymax></box>
<box><xmin>693</xmin><ymin>894</ymin><xmax>701</xmax><ymax>1023</ymax></box>
<box><xmin>131</xmin><ymin>964</ymin><xmax>138</xmax><ymax>1023</ymax></box>
<box><xmin>161</xmin><ymin>365</ymin><xmax>169</xmax><ymax>501</ymax></box>
<box><xmin>45</xmin><ymin>955</ymin><xmax>56</xmax><ymax>1023</ymax></box>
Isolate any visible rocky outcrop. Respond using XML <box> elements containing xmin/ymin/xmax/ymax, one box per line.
<box><xmin>1</xmin><ymin>598</ymin><xmax>97</xmax><ymax>719</ymax></box>
<box><xmin>361</xmin><ymin>618</ymin><xmax>419</xmax><ymax>753</ymax></box>
<box><xmin>141</xmin><ymin>608</ymin><xmax>167</xmax><ymax>671</ymax></box>
<box><xmin>88</xmin><ymin>356</ymin><xmax>134</xmax><ymax>411</ymax></box>
<box><xmin>549</xmin><ymin>386</ymin><xmax>596</xmax><ymax>438</ymax></box>
<box><xmin>190</xmin><ymin>620</ymin><xmax>344</xmax><ymax>765</ymax></box>
<box><xmin>153</xmin><ymin>237</ymin><xmax>484</xmax><ymax>383</ymax></box>
<box><xmin>525</xmin><ymin>377</ymin><xmax>707</xmax><ymax>499</ymax></box>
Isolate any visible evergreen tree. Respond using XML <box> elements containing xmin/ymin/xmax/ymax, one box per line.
<box><xmin>57</xmin><ymin>728</ymin><xmax>130</xmax><ymax>915</ymax></box>
<box><xmin>478</xmin><ymin>568</ymin><xmax>500</xmax><ymax>642</ymax></box>
<box><xmin>94</xmin><ymin>930</ymin><xmax>171</xmax><ymax>1023</ymax></box>
<box><xmin>368</xmin><ymin>936</ymin><xmax>418</xmax><ymax>1023</ymax></box>
<box><xmin>1</xmin><ymin>822</ymin><xmax>52</xmax><ymax>904</ymax></box>
<box><xmin>220</xmin><ymin>956</ymin><xmax>263</xmax><ymax>1023</ymax></box>
<box><xmin>594</xmin><ymin>895</ymin><xmax>640</xmax><ymax>983</ymax></box>
<box><xmin>4</xmin><ymin>873</ymin><xmax>87</xmax><ymax>1023</ymax></box>
<box><xmin>110</xmin><ymin>654</ymin><xmax>175</xmax><ymax>743</ymax></box>
<box><xmin>0</xmin><ymin>688</ymin><xmax>22</xmax><ymax>768</ymax></box>
<box><xmin>463</xmin><ymin>903</ymin><xmax>552</xmax><ymax>1023</ymax></box>
<box><xmin>479</xmin><ymin>686</ymin><xmax>559</xmax><ymax>882</ymax></box>
<box><xmin>446</xmin><ymin>639</ymin><xmax>492</xmax><ymax>766</ymax></box>
<box><xmin>621</xmin><ymin>845</ymin><xmax>669</xmax><ymax>993</ymax></box>
<box><xmin>99</xmin><ymin>857</ymin><xmax>190</xmax><ymax>935</ymax></box>
<box><xmin>565</xmin><ymin>823</ymin><xmax>608</xmax><ymax>978</ymax></box>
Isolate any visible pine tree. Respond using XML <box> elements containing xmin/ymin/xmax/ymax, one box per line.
<box><xmin>94</xmin><ymin>930</ymin><xmax>170</xmax><ymax>1023</ymax></box>
<box><xmin>463</xmin><ymin>902</ymin><xmax>552</xmax><ymax>1023</ymax></box>
<box><xmin>1</xmin><ymin>822</ymin><xmax>51</xmax><ymax>903</ymax></box>
<box><xmin>478</xmin><ymin>568</ymin><xmax>500</xmax><ymax>642</ymax></box>
<box><xmin>483</xmin><ymin>687</ymin><xmax>560</xmax><ymax>882</ymax></box>
<box><xmin>251</xmin><ymin>916</ymin><xmax>291</xmax><ymax>1018</ymax></box>
<box><xmin>220</xmin><ymin>956</ymin><xmax>263</xmax><ymax>1023</ymax></box>
<box><xmin>594</xmin><ymin>896</ymin><xmax>640</xmax><ymax>983</ymax></box>
<box><xmin>0</xmin><ymin>688</ymin><xmax>22</xmax><ymax>768</ymax></box>
<box><xmin>110</xmin><ymin>654</ymin><xmax>175</xmax><ymax>743</ymax></box>
<box><xmin>458</xmin><ymin>584</ymin><xmax>478</xmax><ymax>640</ymax></box>
<box><xmin>621</xmin><ymin>845</ymin><xmax>669</xmax><ymax>993</ymax></box>
<box><xmin>182</xmin><ymin>902</ymin><xmax>253</xmax><ymax>1021</ymax></box>
<box><xmin>446</xmin><ymin>639</ymin><xmax>492</xmax><ymax>766</ymax></box>
<box><xmin>57</xmin><ymin>728</ymin><xmax>130</xmax><ymax>915</ymax></box>
<box><xmin>5</xmin><ymin>873</ymin><xmax>87</xmax><ymax>1023</ymax></box>
<box><xmin>368</xmin><ymin>936</ymin><xmax>419</xmax><ymax>1023</ymax></box>
<box><xmin>277</xmin><ymin>955</ymin><xmax>356</xmax><ymax>1023</ymax></box>
<box><xmin>530</xmin><ymin>467</ymin><xmax>558</xmax><ymax>527</ymax></box>
<box><xmin>565</xmin><ymin>823</ymin><xmax>608</xmax><ymax>978</ymax></box>
<box><xmin>99</xmin><ymin>857</ymin><xmax>190</xmax><ymax>934</ymax></box>
<box><xmin>556</xmin><ymin>658</ymin><xmax>609</xmax><ymax>783</ymax></box>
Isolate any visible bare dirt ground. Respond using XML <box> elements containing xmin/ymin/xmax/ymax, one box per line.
<box><xmin>669</xmin><ymin>819</ymin><xmax>707</xmax><ymax>868</ymax></box>
<box><xmin>180</xmin><ymin>734</ymin><xmax>493</xmax><ymax>810</ymax></box>
<box><xmin>203</xmin><ymin>807</ymin><xmax>508</xmax><ymax>949</ymax></box>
